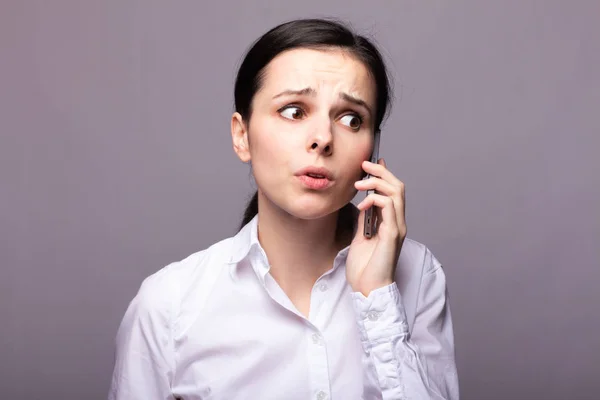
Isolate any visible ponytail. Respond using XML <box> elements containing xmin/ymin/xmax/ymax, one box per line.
<box><xmin>239</xmin><ymin>190</ymin><xmax>259</xmax><ymax>231</ymax></box>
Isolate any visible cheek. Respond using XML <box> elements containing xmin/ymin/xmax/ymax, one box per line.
<box><xmin>345</xmin><ymin>139</ymin><xmax>372</xmax><ymax>178</ymax></box>
<box><xmin>249</xmin><ymin>118</ymin><xmax>278</xmax><ymax>159</ymax></box>
<box><xmin>248</xmin><ymin>121</ymin><xmax>295</xmax><ymax>181</ymax></box>
<box><xmin>252</xmin><ymin>135</ymin><xmax>292</xmax><ymax>169</ymax></box>
<box><xmin>251</xmin><ymin>117</ymin><xmax>305</xmax><ymax>163</ymax></box>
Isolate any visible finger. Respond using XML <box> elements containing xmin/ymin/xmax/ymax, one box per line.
<box><xmin>358</xmin><ymin>187</ymin><xmax>406</xmax><ymax>237</ymax></box>
<box><xmin>364</xmin><ymin>160</ymin><xmax>405</xmax><ymax>219</ymax></box>
<box><xmin>356</xmin><ymin>193</ymin><xmax>399</xmax><ymax>235</ymax></box>
<box><xmin>362</xmin><ymin>160</ymin><xmax>403</xmax><ymax>188</ymax></box>
<box><xmin>354</xmin><ymin>176</ymin><xmax>397</xmax><ymax>197</ymax></box>
<box><xmin>356</xmin><ymin>174</ymin><xmax>406</xmax><ymax>226</ymax></box>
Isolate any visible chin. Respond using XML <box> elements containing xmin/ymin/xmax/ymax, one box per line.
<box><xmin>284</xmin><ymin>196</ymin><xmax>347</xmax><ymax>221</ymax></box>
<box><xmin>260</xmin><ymin>184</ymin><xmax>352</xmax><ymax>220</ymax></box>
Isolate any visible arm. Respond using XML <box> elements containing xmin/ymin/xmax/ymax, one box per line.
<box><xmin>108</xmin><ymin>270</ymin><xmax>177</xmax><ymax>400</ymax></box>
<box><xmin>352</xmin><ymin>249</ymin><xmax>459</xmax><ymax>400</ymax></box>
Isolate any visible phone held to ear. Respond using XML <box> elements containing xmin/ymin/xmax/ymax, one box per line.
<box><xmin>363</xmin><ymin>129</ymin><xmax>381</xmax><ymax>238</ymax></box>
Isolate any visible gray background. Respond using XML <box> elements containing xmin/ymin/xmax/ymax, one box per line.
<box><xmin>1</xmin><ymin>1</ymin><xmax>599</xmax><ymax>399</ymax></box>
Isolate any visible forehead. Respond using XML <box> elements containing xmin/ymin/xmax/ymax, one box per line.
<box><xmin>260</xmin><ymin>47</ymin><xmax>376</xmax><ymax>104</ymax></box>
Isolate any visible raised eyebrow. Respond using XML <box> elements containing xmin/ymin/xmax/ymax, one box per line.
<box><xmin>272</xmin><ymin>87</ymin><xmax>317</xmax><ymax>99</ymax></box>
<box><xmin>272</xmin><ymin>88</ymin><xmax>373</xmax><ymax>116</ymax></box>
<box><xmin>339</xmin><ymin>93</ymin><xmax>373</xmax><ymax>117</ymax></box>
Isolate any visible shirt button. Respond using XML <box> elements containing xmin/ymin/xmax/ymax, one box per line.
<box><xmin>318</xmin><ymin>283</ymin><xmax>328</xmax><ymax>292</ymax></box>
<box><xmin>367</xmin><ymin>311</ymin><xmax>380</xmax><ymax>321</ymax></box>
<box><xmin>316</xmin><ymin>391</ymin><xmax>328</xmax><ymax>400</ymax></box>
<box><xmin>312</xmin><ymin>333</ymin><xmax>322</xmax><ymax>345</ymax></box>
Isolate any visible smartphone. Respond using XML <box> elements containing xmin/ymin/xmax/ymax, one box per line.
<box><xmin>363</xmin><ymin>129</ymin><xmax>381</xmax><ymax>238</ymax></box>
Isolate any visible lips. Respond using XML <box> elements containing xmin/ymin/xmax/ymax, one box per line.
<box><xmin>294</xmin><ymin>166</ymin><xmax>334</xmax><ymax>190</ymax></box>
<box><xmin>297</xmin><ymin>175</ymin><xmax>333</xmax><ymax>190</ymax></box>
<box><xmin>295</xmin><ymin>166</ymin><xmax>334</xmax><ymax>181</ymax></box>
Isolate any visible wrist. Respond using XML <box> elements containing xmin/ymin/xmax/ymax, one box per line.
<box><xmin>355</xmin><ymin>279</ymin><xmax>394</xmax><ymax>297</ymax></box>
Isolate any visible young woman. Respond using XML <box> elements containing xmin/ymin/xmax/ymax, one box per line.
<box><xmin>109</xmin><ymin>18</ymin><xmax>459</xmax><ymax>400</ymax></box>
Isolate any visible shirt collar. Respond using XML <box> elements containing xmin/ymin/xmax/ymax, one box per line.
<box><xmin>227</xmin><ymin>213</ymin><xmax>354</xmax><ymax>281</ymax></box>
<box><xmin>228</xmin><ymin>214</ymin><xmax>260</xmax><ymax>265</ymax></box>
<box><xmin>227</xmin><ymin>215</ymin><xmax>267</xmax><ymax>281</ymax></box>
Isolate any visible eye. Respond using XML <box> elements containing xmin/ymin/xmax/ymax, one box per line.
<box><xmin>339</xmin><ymin>114</ymin><xmax>363</xmax><ymax>131</ymax></box>
<box><xmin>279</xmin><ymin>106</ymin><xmax>305</xmax><ymax>120</ymax></box>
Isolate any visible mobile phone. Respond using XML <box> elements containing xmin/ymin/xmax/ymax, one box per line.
<box><xmin>363</xmin><ymin>129</ymin><xmax>381</xmax><ymax>238</ymax></box>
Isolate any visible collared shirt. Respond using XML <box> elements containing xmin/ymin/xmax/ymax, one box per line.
<box><xmin>109</xmin><ymin>215</ymin><xmax>459</xmax><ymax>399</ymax></box>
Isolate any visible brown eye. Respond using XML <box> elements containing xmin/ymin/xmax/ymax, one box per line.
<box><xmin>339</xmin><ymin>114</ymin><xmax>363</xmax><ymax>131</ymax></box>
<box><xmin>280</xmin><ymin>106</ymin><xmax>304</xmax><ymax>120</ymax></box>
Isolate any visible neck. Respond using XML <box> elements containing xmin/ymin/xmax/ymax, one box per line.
<box><xmin>255</xmin><ymin>191</ymin><xmax>350</xmax><ymax>296</ymax></box>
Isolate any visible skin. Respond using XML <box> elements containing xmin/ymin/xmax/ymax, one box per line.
<box><xmin>231</xmin><ymin>47</ymin><xmax>406</xmax><ymax>316</ymax></box>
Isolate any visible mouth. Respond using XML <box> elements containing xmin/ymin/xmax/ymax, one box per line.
<box><xmin>295</xmin><ymin>166</ymin><xmax>334</xmax><ymax>180</ymax></box>
<box><xmin>294</xmin><ymin>166</ymin><xmax>335</xmax><ymax>190</ymax></box>
<box><xmin>296</xmin><ymin>174</ymin><xmax>333</xmax><ymax>190</ymax></box>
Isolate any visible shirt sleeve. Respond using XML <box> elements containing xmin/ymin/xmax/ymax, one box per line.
<box><xmin>351</xmin><ymin>249</ymin><xmax>459</xmax><ymax>400</ymax></box>
<box><xmin>108</xmin><ymin>268</ymin><xmax>177</xmax><ymax>400</ymax></box>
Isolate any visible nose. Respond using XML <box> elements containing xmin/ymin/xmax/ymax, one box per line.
<box><xmin>307</xmin><ymin>119</ymin><xmax>333</xmax><ymax>156</ymax></box>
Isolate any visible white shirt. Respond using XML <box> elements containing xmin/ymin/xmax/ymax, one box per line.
<box><xmin>109</xmin><ymin>215</ymin><xmax>459</xmax><ymax>400</ymax></box>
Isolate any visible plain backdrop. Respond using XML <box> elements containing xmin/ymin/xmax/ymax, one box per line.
<box><xmin>1</xmin><ymin>1</ymin><xmax>599</xmax><ymax>399</ymax></box>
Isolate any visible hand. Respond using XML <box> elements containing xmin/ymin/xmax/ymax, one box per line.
<box><xmin>346</xmin><ymin>158</ymin><xmax>407</xmax><ymax>297</ymax></box>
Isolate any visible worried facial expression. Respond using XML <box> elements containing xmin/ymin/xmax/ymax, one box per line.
<box><xmin>233</xmin><ymin>47</ymin><xmax>377</xmax><ymax>219</ymax></box>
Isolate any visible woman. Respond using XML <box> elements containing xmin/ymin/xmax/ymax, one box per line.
<box><xmin>109</xmin><ymin>18</ymin><xmax>459</xmax><ymax>400</ymax></box>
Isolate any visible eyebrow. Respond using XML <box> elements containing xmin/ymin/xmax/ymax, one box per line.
<box><xmin>273</xmin><ymin>87</ymin><xmax>373</xmax><ymax>117</ymax></box>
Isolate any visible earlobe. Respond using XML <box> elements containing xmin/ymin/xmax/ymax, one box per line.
<box><xmin>231</xmin><ymin>112</ymin><xmax>251</xmax><ymax>163</ymax></box>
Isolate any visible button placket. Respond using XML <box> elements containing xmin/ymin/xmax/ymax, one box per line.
<box><xmin>312</xmin><ymin>333</ymin><xmax>323</xmax><ymax>346</ymax></box>
<box><xmin>309</xmin><ymin>279</ymin><xmax>331</xmax><ymax>324</ymax></box>
<box><xmin>367</xmin><ymin>310</ymin><xmax>380</xmax><ymax>321</ymax></box>
<box><xmin>307</xmin><ymin>329</ymin><xmax>331</xmax><ymax>400</ymax></box>
<box><xmin>316</xmin><ymin>390</ymin><xmax>328</xmax><ymax>400</ymax></box>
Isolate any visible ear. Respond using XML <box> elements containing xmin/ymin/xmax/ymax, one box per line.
<box><xmin>231</xmin><ymin>112</ymin><xmax>251</xmax><ymax>163</ymax></box>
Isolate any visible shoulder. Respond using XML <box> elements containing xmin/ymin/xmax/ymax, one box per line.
<box><xmin>394</xmin><ymin>237</ymin><xmax>447</xmax><ymax>323</ymax></box>
<box><xmin>114</xmin><ymin>236</ymin><xmax>237</xmax><ymax>357</ymax></box>
<box><xmin>397</xmin><ymin>237</ymin><xmax>441</xmax><ymax>276</ymax></box>
<box><xmin>128</xmin><ymin>236</ymin><xmax>236</xmax><ymax>322</ymax></box>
